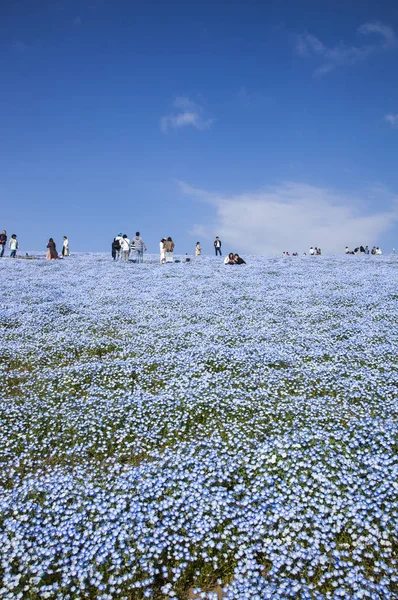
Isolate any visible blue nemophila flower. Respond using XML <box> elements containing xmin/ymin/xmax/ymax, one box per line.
<box><xmin>1</xmin><ymin>254</ymin><xmax>398</xmax><ymax>598</ymax></box>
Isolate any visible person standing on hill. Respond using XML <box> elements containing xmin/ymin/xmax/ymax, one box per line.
<box><xmin>120</xmin><ymin>234</ymin><xmax>130</xmax><ymax>261</ymax></box>
<box><xmin>0</xmin><ymin>230</ymin><xmax>7</xmax><ymax>257</ymax></box>
<box><xmin>112</xmin><ymin>237</ymin><xmax>120</xmax><ymax>260</ymax></box>
<box><xmin>114</xmin><ymin>233</ymin><xmax>123</xmax><ymax>259</ymax></box>
<box><xmin>159</xmin><ymin>238</ymin><xmax>166</xmax><ymax>264</ymax></box>
<box><xmin>164</xmin><ymin>237</ymin><xmax>175</xmax><ymax>262</ymax></box>
<box><xmin>62</xmin><ymin>236</ymin><xmax>70</xmax><ymax>257</ymax></box>
<box><xmin>214</xmin><ymin>236</ymin><xmax>222</xmax><ymax>256</ymax></box>
<box><xmin>195</xmin><ymin>242</ymin><xmax>201</xmax><ymax>256</ymax></box>
<box><xmin>46</xmin><ymin>238</ymin><xmax>58</xmax><ymax>260</ymax></box>
<box><xmin>133</xmin><ymin>232</ymin><xmax>147</xmax><ymax>263</ymax></box>
<box><xmin>9</xmin><ymin>234</ymin><xmax>18</xmax><ymax>258</ymax></box>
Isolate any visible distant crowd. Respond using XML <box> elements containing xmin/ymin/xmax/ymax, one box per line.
<box><xmin>111</xmin><ymin>233</ymin><xmax>148</xmax><ymax>262</ymax></box>
<box><xmin>0</xmin><ymin>228</ymin><xmax>392</xmax><ymax>262</ymax></box>
<box><xmin>345</xmin><ymin>245</ymin><xmax>383</xmax><ymax>255</ymax></box>
<box><xmin>283</xmin><ymin>247</ymin><xmax>322</xmax><ymax>256</ymax></box>
<box><xmin>282</xmin><ymin>245</ymin><xmax>387</xmax><ymax>257</ymax></box>
<box><xmin>110</xmin><ymin>234</ymin><xmax>247</xmax><ymax>265</ymax></box>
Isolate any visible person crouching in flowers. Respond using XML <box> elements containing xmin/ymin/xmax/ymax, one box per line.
<box><xmin>224</xmin><ymin>252</ymin><xmax>235</xmax><ymax>264</ymax></box>
<box><xmin>46</xmin><ymin>238</ymin><xmax>58</xmax><ymax>260</ymax></box>
<box><xmin>234</xmin><ymin>253</ymin><xmax>246</xmax><ymax>264</ymax></box>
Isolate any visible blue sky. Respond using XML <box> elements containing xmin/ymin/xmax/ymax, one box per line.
<box><xmin>1</xmin><ymin>0</ymin><xmax>398</xmax><ymax>255</ymax></box>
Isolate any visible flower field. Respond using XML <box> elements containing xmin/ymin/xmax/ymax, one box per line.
<box><xmin>1</xmin><ymin>253</ymin><xmax>398</xmax><ymax>600</ymax></box>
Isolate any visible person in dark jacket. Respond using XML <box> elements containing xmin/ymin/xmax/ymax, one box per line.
<box><xmin>234</xmin><ymin>254</ymin><xmax>246</xmax><ymax>264</ymax></box>
<box><xmin>0</xmin><ymin>230</ymin><xmax>7</xmax><ymax>257</ymax></box>
<box><xmin>214</xmin><ymin>236</ymin><xmax>222</xmax><ymax>256</ymax></box>
<box><xmin>46</xmin><ymin>238</ymin><xmax>58</xmax><ymax>260</ymax></box>
<box><xmin>112</xmin><ymin>237</ymin><xmax>120</xmax><ymax>260</ymax></box>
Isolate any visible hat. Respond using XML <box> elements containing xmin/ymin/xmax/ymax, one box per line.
<box><xmin>118</xmin><ymin>232</ymin><xmax>122</xmax><ymax>236</ymax></box>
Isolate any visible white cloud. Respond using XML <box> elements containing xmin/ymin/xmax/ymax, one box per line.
<box><xmin>179</xmin><ymin>181</ymin><xmax>398</xmax><ymax>255</ymax></box>
<box><xmin>297</xmin><ymin>21</ymin><xmax>397</xmax><ymax>76</ymax></box>
<box><xmin>189</xmin><ymin>224</ymin><xmax>210</xmax><ymax>239</ymax></box>
<box><xmin>358</xmin><ymin>22</ymin><xmax>396</xmax><ymax>45</ymax></box>
<box><xmin>385</xmin><ymin>113</ymin><xmax>398</xmax><ymax>127</ymax></box>
<box><xmin>161</xmin><ymin>97</ymin><xmax>214</xmax><ymax>133</ymax></box>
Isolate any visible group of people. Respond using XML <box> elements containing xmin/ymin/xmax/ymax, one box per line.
<box><xmin>345</xmin><ymin>245</ymin><xmax>383</xmax><ymax>255</ymax></box>
<box><xmin>110</xmin><ymin>233</ymin><xmax>246</xmax><ymax>266</ymax></box>
<box><xmin>224</xmin><ymin>253</ymin><xmax>246</xmax><ymax>265</ymax></box>
<box><xmin>46</xmin><ymin>237</ymin><xmax>70</xmax><ymax>260</ymax></box>
<box><xmin>5</xmin><ymin>229</ymin><xmax>387</xmax><ymax>261</ymax></box>
<box><xmin>111</xmin><ymin>233</ymin><xmax>179</xmax><ymax>264</ymax></box>
<box><xmin>111</xmin><ymin>233</ymin><xmax>246</xmax><ymax>266</ymax></box>
<box><xmin>0</xmin><ymin>231</ymin><xmax>69</xmax><ymax>259</ymax></box>
<box><xmin>0</xmin><ymin>231</ymin><xmax>18</xmax><ymax>258</ymax></box>
<box><xmin>111</xmin><ymin>233</ymin><xmax>147</xmax><ymax>262</ymax></box>
<box><xmin>159</xmin><ymin>237</ymin><xmax>176</xmax><ymax>263</ymax></box>
<box><xmin>212</xmin><ymin>237</ymin><xmax>246</xmax><ymax>263</ymax></box>
<box><xmin>282</xmin><ymin>248</ymin><xmax>321</xmax><ymax>256</ymax></box>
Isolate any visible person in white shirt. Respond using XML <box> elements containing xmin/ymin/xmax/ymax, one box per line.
<box><xmin>115</xmin><ymin>233</ymin><xmax>123</xmax><ymax>260</ymax></box>
<box><xmin>120</xmin><ymin>234</ymin><xmax>130</xmax><ymax>261</ymax></box>
<box><xmin>309</xmin><ymin>247</ymin><xmax>315</xmax><ymax>256</ymax></box>
<box><xmin>159</xmin><ymin>238</ymin><xmax>166</xmax><ymax>264</ymax></box>
<box><xmin>195</xmin><ymin>242</ymin><xmax>201</xmax><ymax>256</ymax></box>
<box><xmin>62</xmin><ymin>236</ymin><xmax>70</xmax><ymax>257</ymax></box>
<box><xmin>9</xmin><ymin>234</ymin><xmax>18</xmax><ymax>258</ymax></box>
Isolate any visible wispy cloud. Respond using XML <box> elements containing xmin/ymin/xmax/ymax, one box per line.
<box><xmin>237</xmin><ymin>86</ymin><xmax>272</xmax><ymax>109</ymax></box>
<box><xmin>385</xmin><ymin>113</ymin><xmax>398</xmax><ymax>127</ymax></box>
<box><xmin>161</xmin><ymin>97</ymin><xmax>214</xmax><ymax>133</ymax></box>
<box><xmin>358</xmin><ymin>22</ymin><xmax>396</xmax><ymax>45</ymax></box>
<box><xmin>179</xmin><ymin>181</ymin><xmax>398</xmax><ymax>255</ymax></box>
<box><xmin>297</xmin><ymin>21</ymin><xmax>397</xmax><ymax>76</ymax></box>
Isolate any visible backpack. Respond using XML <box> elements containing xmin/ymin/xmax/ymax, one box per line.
<box><xmin>112</xmin><ymin>238</ymin><xmax>121</xmax><ymax>250</ymax></box>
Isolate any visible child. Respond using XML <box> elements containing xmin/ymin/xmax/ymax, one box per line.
<box><xmin>9</xmin><ymin>234</ymin><xmax>18</xmax><ymax>258</ymax></box>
